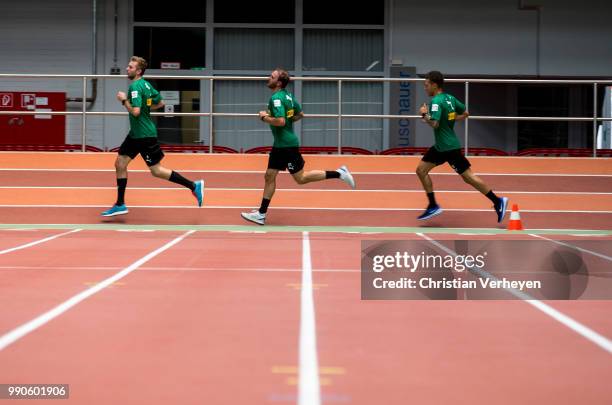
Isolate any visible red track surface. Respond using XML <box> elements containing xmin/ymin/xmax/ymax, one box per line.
<box><xmin>0</xmin><ymin>153</ymin><xmax>610</xmax><ymax>229</ymax></box>
<box><xmin>0</xmin><ymin>231</ymin><xmax>610</xmax><ymax>404</ymax></box>
<box><xmin>0</xmin><ymin>153</ymin><xmax>611</xmax><ymax>404</ymax></box>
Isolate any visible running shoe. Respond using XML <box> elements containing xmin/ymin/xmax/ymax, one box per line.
<box><xmin>101</xmin><ymin>204</ymin><xmax>128</xmax><ymax>217</ymax></box>
<box><xmin>495</xmin><ymin>196</ymin><xmax>509</xmax><ymax>223</ymax></box>
<box><xmin>337</xmin><ymin>165</ymin><xmax>356</xmax><ymax>189</ymax></box>
<box><xmin>192</xmin><ymin>180</ymin><xmax>205</xmax><ymax>207</ymax></box>
<box><xmin>417</xmin><ymin>205</ymin><xmax>443</xmax><ymax>221</ymax></box>
<box><xmin>241</xmin><ymin>210</ymin><xmax>266</xmax><ymax>225</ymax></box>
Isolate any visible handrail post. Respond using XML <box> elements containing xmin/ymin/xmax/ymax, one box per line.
<box><xmin>464</xmin><ymin>81</ymin><xmax>469</xmax><ymax>156</ymax></box>
<box><xmin>338</xmin><ymin>79</ymin><xmax>342</xmax><ymax>154</ymax></box>
<box><xmin>81</xmin><ymin>76</ymin><xmax>87</xmax><ymax>152</ymax></box>
<box><xmin>593</xmin><ymin>82</ymin><xmax>598</xmax><ymax>157</ymax></box>
<box><xmin>209</xmin><ymin>78</ymin><xmax>214</xmax><ymax>153</ymax></box>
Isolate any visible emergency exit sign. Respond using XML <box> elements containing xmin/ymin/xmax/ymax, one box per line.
<box><xmin>161</xmin><ymin>62</ymin><xmax>181</xmax><ymax>69</ymax></box>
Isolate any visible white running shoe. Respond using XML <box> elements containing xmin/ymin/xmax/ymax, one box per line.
<box><xmin>337</xmin><ymin>165</ymin><xmax>356</xmax><ymax>189</ymax></box>
<box><xmin>241</xmin><ymin>210</ymin><xmax>266</xmax><ymax>225</ymax></box>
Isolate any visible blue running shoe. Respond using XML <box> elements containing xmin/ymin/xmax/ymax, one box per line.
<box><xmin>101</xmin><ymin>204</ymin><xmax>128</xmax><ymax>217</ymax></box>
<box><xmin>495</xmin><ymin>196</ymin><xmax>509</xmax><ymax>223</ymax></box>
<box><xmin>192</xmin><ymin>180</ymin><xmax>204</xmax><ymax>207</ymax></box>
<box><xmin>417</xmin><ymin>205</ymin><xmax>443</xmax><ymax>221</ymax></box>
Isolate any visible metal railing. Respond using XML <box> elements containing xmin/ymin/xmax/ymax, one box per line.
<box><xmin>1</xmin><ymin>74</ymin><xmax>611</xmax><ymax>156</ymax></box>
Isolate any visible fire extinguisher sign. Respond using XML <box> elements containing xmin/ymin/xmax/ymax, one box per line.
<box><xmin>0</xmin><ymin>93</ymin><xmax>13</xmax><ymax>108</ymax></box>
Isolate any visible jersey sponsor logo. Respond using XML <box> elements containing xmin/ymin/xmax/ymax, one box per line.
<box><xmin>431</xmin><ymin>104</ymin><xmax>439</xmax><ymax>112</ymax></box>
<box><xmin>287</xmin><ymin>109</ymin><xmax>294</xmax><ymax>118</ymax></box>
<box><xmin>273</xmin><ymin>99</ymin><xmax>281</xmax><ymax>107</ymax></box>
<box><xmin>287</xmin><ymin>162</ymin><xmax>294</xmax><ymax>170</ymax></box>
<box><xmin>131</xmin><ymin>91</ymin><xmax>139</xmax><ymax>99</ymax></box>
<box><xmin>147</xmin><ymin>98</ymin><xmax>152</xmax><ymax>106</ymax></box>
<box><xmin>448</xmin><ymin>112</ymin><xmax>456</xmax><ymax>121</ymax></box>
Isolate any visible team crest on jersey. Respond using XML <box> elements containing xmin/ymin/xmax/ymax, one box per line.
<box><xmin>287</xmin><ymin>163</ymin><xmax>294</xmax><ymax>170</ymax></box>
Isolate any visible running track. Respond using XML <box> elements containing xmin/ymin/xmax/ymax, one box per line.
<box><xmin>0</xmin><ymin>152</ymin><xmax>610</xmax><ymax>404</ymax></box>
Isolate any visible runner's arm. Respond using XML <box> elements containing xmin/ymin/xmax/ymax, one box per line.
<box><xmin>151</xmin><ymin>101</ymin><xmax>165</xmax><ymax>110</ymax></box>
<box><xmin>291</xmin><ymin>111</ymin><xmax>305</xmax><ymax>122</ymax></box>
<box><xmin>454</xmin><ymin>111</ymin><xmax>469</xmax><ymax>121</ymax></box>
<box><xmin>259</xmin><ymin>110</ymin><xmax>286</xmax><ymax>127</ymax></box>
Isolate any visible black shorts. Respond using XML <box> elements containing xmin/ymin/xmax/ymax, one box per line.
<box><xmin>267</xmin><ymin>147</ymin><xmax>305</xmax><ymax>174</ymax></box>
<box><xmin>118</xmin><ymin>136</ymin><xmax>164</xmax><ymax>167</ymax></box>
<box><xmin>422</xmin><ymin>146</ymin><xmax>471</xmax><ymax>174</ymax></box>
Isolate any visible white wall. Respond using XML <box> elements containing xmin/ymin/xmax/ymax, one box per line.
<box><xmin>540</xmin><ymin>0</ymin><xmax>612</xmax><ymax>76</ymax></box>
<box><xmin>0</xmin><ymin>0</ymin><xmax>107</xmax><ymax>147</ymax></box>
<box><xmin>0</xmin><ymin>1</ymin><xmax>92</xmax><ymax>74</ymax></box>
<box><xmin>390</xmin><ymin>0</ymin><xmax>612</xmax><ymax>76</ymax></box>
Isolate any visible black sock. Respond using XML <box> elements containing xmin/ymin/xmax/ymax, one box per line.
<box><xmin>325</xmin><ymin>171</ymin><xmax>341</xmax><ymax>179</ymax></box>
<box><xmin>259</xmin><ymin>198</ymin><xmax>271</xmax><ymax>214</ymax></box>
<box><xmin>486</xmin><ymin>190</ymin><xmax>501</xmax><ymax>207</ymax></box>
<box><xmin>169</xmin><ymin>171</ymin><xmax>195</xmax><ymax>191</ymax></box>
<box><xmin>427</xmin><ymin>192</ymin><xmax>437</xmax><ymax>208</ymax></box>
<box><xmin>116</xmin><ymin>178</ymin><xmax>127</xmax><ymax>206</ymax></box>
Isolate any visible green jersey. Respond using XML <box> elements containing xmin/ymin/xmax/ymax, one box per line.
<box><xmin>268</xmin><ymin>89</ymin><xmax>301</xmax><ymax>148</ymax></box>
<box><xmin>428</xmin><ymin>92</ymin><xmax>465</xmax><ymax>151</ymax></box>
<box><xmin>127</xmin><ymin>78</ymin><xmax>162</xmax><ymax>139</ymax></box>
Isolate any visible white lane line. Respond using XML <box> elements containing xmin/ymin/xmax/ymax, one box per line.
<box><xmin>298</xmin><ymin>231</ymin><xmax>321</xmax><ymax>405</ymax></box>
<box><xmin>0</xmin><ymin>230</ymin><xmax>195</xmax><ymax>351</ymax></box>
<box><xmin>0</xmin><ymin>266</ymin><xmax>359</xmax><ymax>273</ymax></box>
<box><xmin>417</xmin><ymin>233</ymin><xmax>612</xmax><ymax>354</ymax></box>
<box><xmin>0</xmin><ymin>266</ymin><xmax>123</xmax><ymax>271</ymax></box>
<box><xmin>0</xmin><ymin>204</ymin><xmax>611</xmax><ymax>214</ymax></box>
<box><xmin>0</xmin><ymin>229</ymin><xmax>81</xmax><ymax>255</ymax></box>
<box><xmin>0</xmin><ymin>168</ymin><xmax>610</xmax><ymax>177</ymax></box>
<box><xmin>0</xmin><ymin>186</ymin><xmax>610</xmax><ymax>195</ymax></box>
<box><xmin>528</xmin><ymin>234</ymin><xmax>612</xmax><ymax>262</ymax></box>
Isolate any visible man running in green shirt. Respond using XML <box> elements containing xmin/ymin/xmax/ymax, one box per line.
<box><xmin>102</xmin><ymin>56</ymin><xmax>204</xmax><ymax>216</ymax></box>
<box><xmin>416</xmin><ymin>71</ymin><xmax>508</xmax><ymax>222</ymax></box>
<box><xmin>241</xmin><ymin>68</ymin><xmax>355</xmax><ymax>225</ymax></box>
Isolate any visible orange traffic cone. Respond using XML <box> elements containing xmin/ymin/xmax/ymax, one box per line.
<box><xmin>507</xmin><ymin>204</ymin><xmax>523</xmax><ymax>230</ymax></box>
